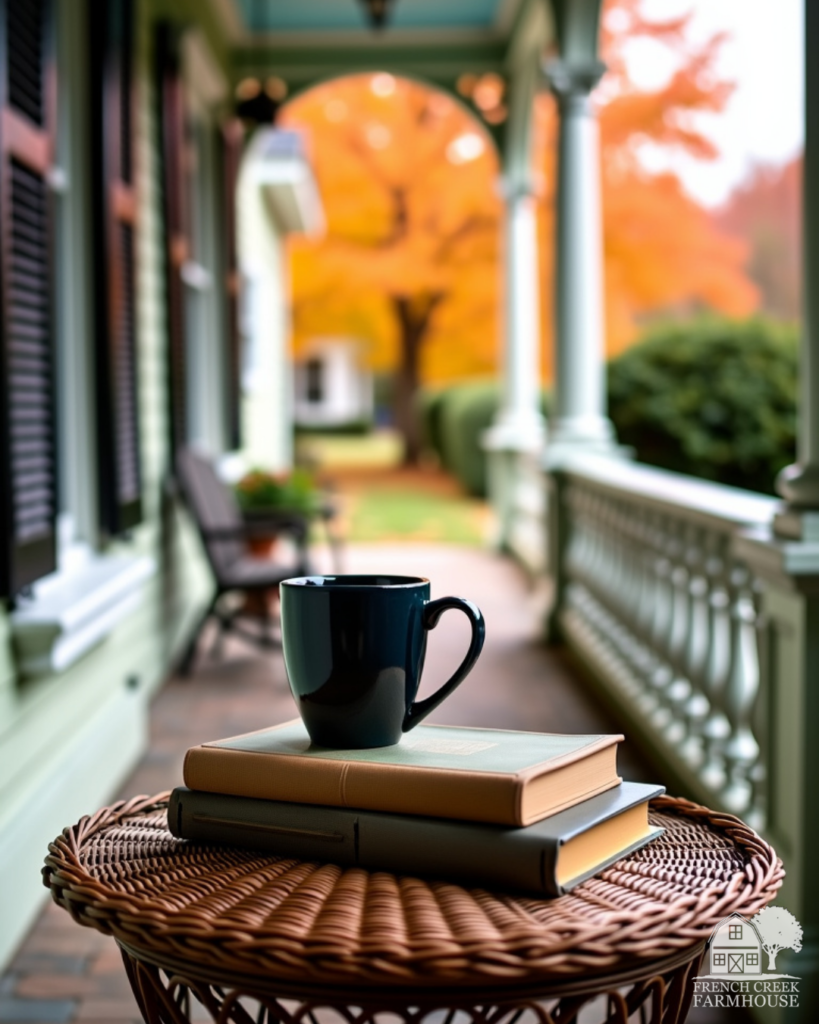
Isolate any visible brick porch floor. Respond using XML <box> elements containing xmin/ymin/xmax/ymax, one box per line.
<box><xmin>0</xmin><ymin>544</ymin><xmax>739</xmax><ymax>1024</ymax></box>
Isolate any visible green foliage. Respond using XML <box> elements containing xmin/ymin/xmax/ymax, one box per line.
<box><xmin>347</xmin><ymin>484</ymin><xmax>486</xmax><ymax>545</ymax></box>
<box><xmin>607</xmin><ymin>318</ymin><xmax>798</xmax><ymax>494</ymax></box>
<box><xmin>417</xmin><ymin>382</ymin><xmax>550</xmax><ymax>497</ymax></box>
<box><xmin>235</xmin><ymin>467</ymin><xmax>320</xmax><ymax>514</ymax></box>
<box><xmin>415</xmin><ymin>383</ymin><xmax>460</xmax><ymax>470</ymax></box>
<box><xmin>439</xmin><ymin>382</ymin><xmax>501</xmax><ymax>496</ymax></box>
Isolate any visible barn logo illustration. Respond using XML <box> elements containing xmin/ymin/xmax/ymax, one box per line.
<box><xmin>692</xmin><ymin>906</ymin><xmax>803</xmax><ymax>1010</ymax></box>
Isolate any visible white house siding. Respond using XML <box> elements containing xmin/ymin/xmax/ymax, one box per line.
<box><xmin>0</xmin><ymin>0</ymin><xmax>221</xmax><ymax>970</ymax></box>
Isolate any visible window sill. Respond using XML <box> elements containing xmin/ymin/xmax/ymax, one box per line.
<box><xmin>11</xmin><ymin>552</ymin><xmax>156</xmax><ymax>677</ymax></box>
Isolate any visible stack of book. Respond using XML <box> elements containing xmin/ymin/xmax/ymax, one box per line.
<box><xmin>169</xmin><ymin>720</ymin><xmax>664</xmax><ymax>897</ymax></box>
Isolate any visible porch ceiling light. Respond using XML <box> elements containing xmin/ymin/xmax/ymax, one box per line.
<box><xmin>359</xmin><ymin>0</ymin><xmax>395</xmax><ymax>30</ymax></box>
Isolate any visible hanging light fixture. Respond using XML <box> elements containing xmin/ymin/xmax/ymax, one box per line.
<box><xmin>359</xmin><ymin>0</ymin><xmax>395</xmax><ymax>30</ymax></box>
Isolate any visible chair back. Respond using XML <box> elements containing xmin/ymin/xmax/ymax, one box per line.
<box><xmin>176</xmin><ymin>448</ymin><xmax>244</xmax><ymax>576</ymax></box>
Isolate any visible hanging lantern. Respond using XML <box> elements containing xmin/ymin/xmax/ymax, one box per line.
<box><xmin>359</xmin><ymin>0</ymin><xmax>394</xmax><ymax>30</ymax></box>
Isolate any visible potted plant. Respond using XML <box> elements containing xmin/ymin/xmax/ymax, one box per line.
<box><xmin>235</xmin><ymin>467</ymin><xmax>320</xmax><ymax>557</ymax></box>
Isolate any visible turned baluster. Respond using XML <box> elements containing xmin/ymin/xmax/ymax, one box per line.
<box><xmin>628</xmin><ymin>511</ymin><xmax>662</xmax><ymax>713</ymax></box>
<box><xmin>657</xmin><ymin>522</ymin><xmax>691</xmax><ymax>741</ymax></box>
<box><xmin>599</xmin><ymin>495</ymin><xmax>622</xmax><ymax>610</ymax></box>
<box><xmin>627</xmin><ymin>506</ymin><xmax>658</xmax><ymax>681</ymax></box>
<box><xmin>721</xmin><ymin>563</ymin><xmax>761</xmax><ymax>816</ymax></box>
<box><xmin>647</xmin><ymin>517</ymin><xmax>680</xmax><ymax>728</ymax></box>
<box><xmin>700</xmin><ymin>540</ymin><xmax>732</xmax><ymax>794</ymax></box>
<box><xmin>632</xmin><ymin>508</ymin><xmax>655</xmax><ymax>639</ymax></box>
<box><xmin>564</xmin><ymin>486</ymin><xmax>588</xmax><ymax>582</ymax></box>
<box><xmin>605</xmin><ymin>499</ymin><xmax>636</xmax><ymax>655</ymax></box>
<box><xmin>747</xmin><ymin>576</ymin><xmax>768</xmax><ymax>832</ymax></box>
<box><xmin>606</xmin><ymin>500</ymin><xmax>650</xmax><ymax>696</ymax></box>
<box><xmin>597</xmin><ymin>495</ymin><xmax>626</xmax><ymax>644</ymax></box>
<box><xmin>582</xmin><ymin>491</ymin><xmax>605</xmax><ymax>602</ymax></box>
<box><xmin>622</xmin><ymin>503</ymin><xmax>646</xmax><ymax>637</ymax></box>
<box><xmin>585</xmin><ymin>494</ymin><xmax>609</xmax><ymax>621</ymax></box>
<box><xmin>678</xmin><ymin>527</ymin><xmax>714</xmax><ymax>767</ymax></box>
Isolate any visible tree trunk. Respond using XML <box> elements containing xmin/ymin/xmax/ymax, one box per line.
<box><xmin>391</xmin><ymin>293</ymin><xmax>443</xmax><ymax>465</ymax></box>
<box><xmin>766</xmin><ymin>948</ymin><xmax>779</xmax><ymax>971</ymax></box>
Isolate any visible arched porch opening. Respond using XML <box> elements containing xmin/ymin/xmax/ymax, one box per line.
<box><xmin>275</xmin><ymin>70</ymin><xmax>503</xmax><ymax>465</ymax></box>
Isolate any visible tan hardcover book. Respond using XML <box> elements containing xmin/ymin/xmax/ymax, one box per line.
<box><xmin>183</xmin><ymin>719</ymin><xmax>624</xmax><ymax>826</ymax></box>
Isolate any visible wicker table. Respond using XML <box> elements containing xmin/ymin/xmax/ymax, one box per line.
<box><xmin>43</xmin><ymin>794</ymin><xmax>782</xmax><ymax>1024</ymax></box>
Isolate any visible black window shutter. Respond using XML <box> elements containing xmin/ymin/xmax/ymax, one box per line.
<box><xmin>90</xmin><ymin>0</ymin><xmax>142</xmax><ymax>537</ymax></box>
<box><xmin>221</xmin><ymin>118</ymin><xmax>243</xmax><ymax>451</ymax></box>
<box><xmin>156</xmin><ymin>22</ymin><xmax>188</xmax><ymax>460</ymax></box>
<box><xmin>0</xmin><ymin>0</ymin><xmax>58</xmax><ymax>597</ymax></box>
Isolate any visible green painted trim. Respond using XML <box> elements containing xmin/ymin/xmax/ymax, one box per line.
<box><xmin>230</xmin><ymin>40</ymin><xmax>507</xmax><ymax>86</ymax></box>
<box><xmin>0</xmin><ymin>683</ymin><xmax>147</xmax><ymax>968</ymax></box>
<box><xmin>148</xmin><ymin>0</ymin><xmax>232</xmax><ymax>76</ymax></box>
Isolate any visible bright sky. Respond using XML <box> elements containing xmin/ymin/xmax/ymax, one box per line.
<box><xmin>627</xmin><ymin>0</ymin><xmax>804</xmax><ymax>208</ymax></box>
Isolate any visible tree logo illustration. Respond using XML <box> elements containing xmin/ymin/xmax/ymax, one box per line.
<box><xmin>750</xmin><ymin>906</ymin><xmax>803</xmax><ymax>971</ymax></box>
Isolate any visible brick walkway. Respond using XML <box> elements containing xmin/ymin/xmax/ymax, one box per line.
<box><xmin>0</xmin><ymin>544</ymin><xmax>734</xmax><ymax>1024</ymax></box>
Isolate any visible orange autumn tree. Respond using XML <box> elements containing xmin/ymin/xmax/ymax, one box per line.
<box><xmin>283</xmin><ymin>2</ymin><xmax>759</xmax><ymax>461</ymax></box>
<box><xmin>533</xmin><ymin>0</ymin><xmax>758</xmax><ymax>360</ymax></box>
<box><xmin>282</xmin><ymin>76</ymin><xmax>501</xmax><ymax>462</ymax></box>
<box><xmin>715</xmin><ymin>155</ymin><xmax>802</xmax><ymax>321</ymax></box>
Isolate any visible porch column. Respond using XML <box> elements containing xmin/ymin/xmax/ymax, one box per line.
<box><xmin>490</xmin><ymin>182</ymin><xmax>545</xmax><ymax>444</ymax></box>
<box><xmin>482</xmin><ymin>27</ymin><xmax>549</xmax><ymax>567</ymax></box>
<box><xmin>545</xmin><ymin>60</ymin><xmax>615</xmax><ymax>455</ymax></box>
<box><xmin>775</xmin><ymin>0</ymin><xmax>819</xmax><ymax>531</ymax></box>
<box><xmin>483</xmin><ymin>181</ymin><xmax>546</xmax><ymax>560</ymax></box>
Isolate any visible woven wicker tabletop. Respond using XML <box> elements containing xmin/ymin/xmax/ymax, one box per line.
<box><xmin>43</xmin><ymin>793</ymin><xmax>782</xmax><ymax>993</ymax></box>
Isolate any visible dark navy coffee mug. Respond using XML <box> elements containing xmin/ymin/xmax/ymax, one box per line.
<box><xmin>280</xmin><ymin>575</ymin><xmax>485</xmax><ymax>748</ymax></box>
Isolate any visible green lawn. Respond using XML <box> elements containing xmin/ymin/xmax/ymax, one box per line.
<box><xmin>345</xmin><ymin>483</ymin><xmax>488</xmax><ymax>545</ymax></box>
<box><xmin>298</xmin><ymin>430</ymin><xmax>489</xmax><ymax>546</ymax></box>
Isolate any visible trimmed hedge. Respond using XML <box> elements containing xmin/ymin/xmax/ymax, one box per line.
<box><xmin>607</xmin><ymin>318</ymin><xmax>798</xmax><ymax>495</ymax></box>
<box><xmin>416</xmin><ymin>384</ymin><xmax>457</xmax><ymax>470</ymax></box>
<box><xmin>439</xmin><ymin>382</ymin><xmax>501</xmax><ymax>496</ymax></box>
<box><xmin>418</xmin><ymin>318</ymin><xmax>797</xmax><ymax>499</ymax></box>
<box><xmin>417</xmin><ymin>382</ymin><xmax>550</xmax><ymax>497</ymax></box>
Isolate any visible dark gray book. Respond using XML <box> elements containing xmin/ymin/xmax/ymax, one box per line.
<box><xmin>168</xmin><ymin>781</ymin><xmax>664</xmax><ymax>897</ymax></box>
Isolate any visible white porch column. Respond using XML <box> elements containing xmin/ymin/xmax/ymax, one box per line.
<box><xmin>483</xmin><ymin>181</ymin><xmax>546</xmax><ymax>563</ymax></box>
<box><xmin>775</xmin><ymin>0</ymin><xmax>819</xmax><ymax>533</ymax></box>
<box><xmin>487</xmin><ymin>182</ymin><xmax>545</xmax><ymax>445</ymax></box>
<box><xmin>545</xmin><ymin>60</ymin><xmax>615</xmax><ymax>455</ymax></box>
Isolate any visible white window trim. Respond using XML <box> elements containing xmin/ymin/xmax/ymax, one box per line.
<box><xmin>10</xmin><ymin>517</ymin><xmax>156</xmax><ymax>677</ymax></box>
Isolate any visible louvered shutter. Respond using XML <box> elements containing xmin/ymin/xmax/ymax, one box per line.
<box><xmin>0</xmin><ymin>0</ymin><xmax>57</xmax><ymax>597</ymax></box>
<box><xmin>156</xmin><ymin>23</ymin><xmax>188</xmax><ymax>459</ymax></box>
<box><xmin>221</xmin><ymin>119</ymin><xmax>243</xmax><ymax>450</ymax></box>
<box><xmin>90</xmin><ymin>0</ymin><xmax>142</xmax><ymax>537</ymax></box>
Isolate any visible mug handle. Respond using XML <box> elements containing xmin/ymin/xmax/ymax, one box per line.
<box><xmin>402</xmin><ymin>597</ymin><xmax>486</xmax><ymax>732</ymax></box>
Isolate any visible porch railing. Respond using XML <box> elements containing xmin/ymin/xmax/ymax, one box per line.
<box><xmin>547</xmin><ymin>453</ymin><xmax>777</xmax><ymax>831</ymax></box>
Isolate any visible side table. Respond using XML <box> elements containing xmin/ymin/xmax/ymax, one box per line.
<box><xmin>43</xmin><ymin>794</ymin><xmax>782</xmax><ymax>1024</ymax></box>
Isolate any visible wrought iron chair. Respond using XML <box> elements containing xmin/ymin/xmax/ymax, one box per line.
<box><xmin>175</xmin><ymin>448</ymin><xmax>313</xmax><ymax>674</ymax></box>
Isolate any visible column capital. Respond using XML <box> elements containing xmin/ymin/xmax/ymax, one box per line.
<box><xmin>543</xmin><ymin>58</ymin><xmax>606</xmax><ymax>100</ymax></box>
<box><xmin>497</xmin><ymin>176</ymin><xmax>542</xmax><ymax>203</ymax></box>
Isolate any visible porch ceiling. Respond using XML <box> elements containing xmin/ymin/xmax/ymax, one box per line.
<box><xmin>232</xmin><ymin>0</ymin><xmax>511</xmax><ymax>34</ymax></box>
<box><xmin>211</xmin><ymin>0</ymin><xmax>536</xmax><ymax>93</ymax></box>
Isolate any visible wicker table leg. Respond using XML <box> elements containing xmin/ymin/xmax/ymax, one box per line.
<box><xmin>118</xmin><ymin>946</ymin><xmax>705</xmax><ymax>1024</ymax></box>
